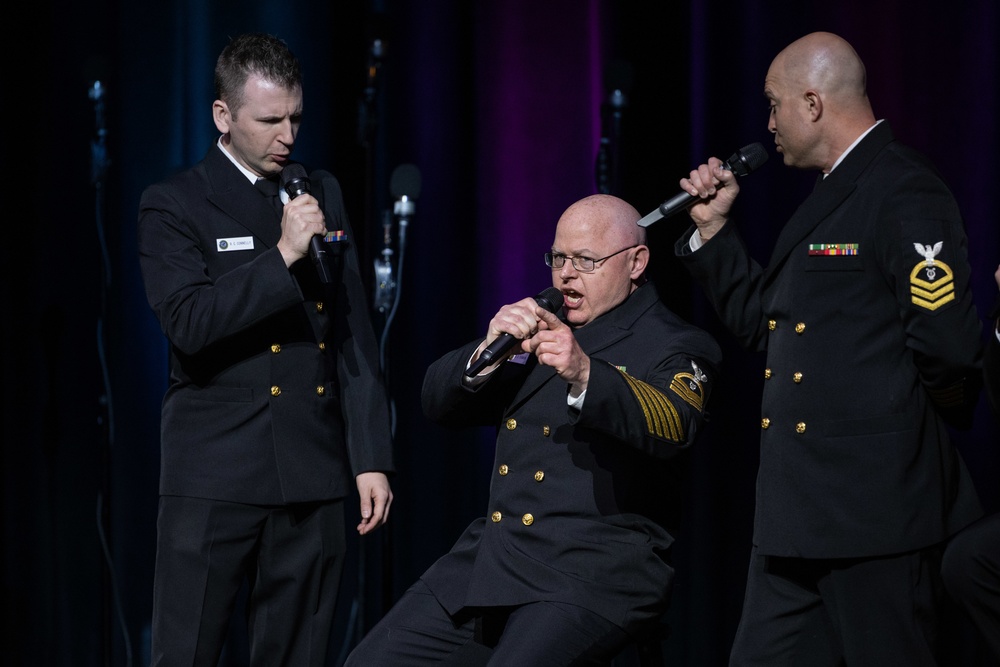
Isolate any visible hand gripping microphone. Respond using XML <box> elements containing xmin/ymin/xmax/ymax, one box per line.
<box><xmin>465</xmin><ymin>287</ymin><xmax>564</xmax><ymax>378</ymax></box>
<box><xmin>281</xmin><ymin>163</ymin><xmax>334</xmax><ymax>284</ymax></box>
<box><xmin>638</xmin><ymin>142</ymin><xmax>769</xmax><ymax>227</ymax></box>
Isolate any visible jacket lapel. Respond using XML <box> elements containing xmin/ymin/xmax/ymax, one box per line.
<box><xmin>202</xmin><ymin>146</ymin><xmax>282</xmax><ymax>248</ymax></box>
<box><xmin>762</xmin><ymin>122</ymin><xmax>895</xmax><ymax>287</ymax></box>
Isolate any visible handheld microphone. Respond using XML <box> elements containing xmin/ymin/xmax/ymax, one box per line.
<box><xmin>637</xmin><ymin>142</ymin><xmax>769</xmax><ymax>227</ymax></box>
<box><xmin>281</xmin><ymin>164</ymin><xmax>334</xmax><ymax>284</ymax></box>
<box><xmin>465</xmin><ymin>287</ymin><xmax>564</xmax><ymax>378</ymax></box>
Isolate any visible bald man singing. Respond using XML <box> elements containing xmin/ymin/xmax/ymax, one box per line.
<box><xmin>348</xmin><ymin>194</ymin><xmax>722</xmax><ymax>665</ymax></box>
<box><xmin>673</xmin><ymin>32</ymin><xmax>983</xmax><ymax>664</ymax></box>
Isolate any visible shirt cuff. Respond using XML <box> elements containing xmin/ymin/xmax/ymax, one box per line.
<box><xmin>689</xmin><ymin>230</ymin><xmax>705</xmax><ymax>252</ymax></box>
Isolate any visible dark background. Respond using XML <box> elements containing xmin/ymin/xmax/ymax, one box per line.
<box><xmin>3</xmin><ymin>1</ymin><xmax>998</xmax><ymax>665</ymax></box>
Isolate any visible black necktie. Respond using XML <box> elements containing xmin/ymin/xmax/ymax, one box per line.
<box><xmin>255</xmin><ymin>177</ymin><xmax>283</xmax><ymax>216</ymax></box>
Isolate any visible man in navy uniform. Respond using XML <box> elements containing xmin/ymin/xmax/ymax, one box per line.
<box><xmin>138</xmin><ymin>33</ymin><xmax>394</xmax><ymax>666</ymax></box>
<box><xmin>348</xmin><ymin>194</ymin><xmax>722</xmax><ymax>665</ymax></box>
<box><xmin>674</xmin><ymin>31</ymin><xmax>983</xmax><ymax>665</ymax></box>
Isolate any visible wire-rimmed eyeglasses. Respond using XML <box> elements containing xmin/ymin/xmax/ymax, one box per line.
<box><xmin>544</xmin><ymin>245</ymin><xmax>638</xmax><ymax>273</ymax></box>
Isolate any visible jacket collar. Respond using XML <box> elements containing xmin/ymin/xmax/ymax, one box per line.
<box><xmin>763</xmin><ymin>121</ymin><xmax>895</xmax><ymax>284</ymax></box>
<box><xmin>202</xmin><ymin>145</ymin><xmax>282</xmax><ymax>247</ymax></box>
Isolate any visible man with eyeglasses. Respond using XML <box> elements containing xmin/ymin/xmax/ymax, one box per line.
<box><xmin>347</xmin><ymin>194</ymin><xmax>722</xmax><ymax>665</ymax></box>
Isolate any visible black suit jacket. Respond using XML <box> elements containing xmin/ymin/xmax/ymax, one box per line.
<box><xmin>138</xmin><ymin>145</ymin><xmax>393</xmax><ymax>504</ymax></box>
<box><xmin>419</xmin><ymin>283</ymin><xmax>722</xmax><ymax>632</ymax></box>
<box><xmin>676</xmin><ymin>121</ymin><xmax>983</xmax><ymax>558</ymax></box>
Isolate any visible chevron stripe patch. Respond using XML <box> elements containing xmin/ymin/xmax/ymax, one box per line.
<box><xmin>909</xmin><ymin>241</ymin><xmax>956</xmax><ymax>311</ymax></box>
<box><xmin>617</xmin><ymin>367</ymin><xmax>684</xmax><ymax>442</ymax></box>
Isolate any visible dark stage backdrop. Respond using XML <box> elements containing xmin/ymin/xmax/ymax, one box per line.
<box><xmin>4</xmin><ymin>1</ymin><xmax>998</xmax><ymax>666</ymax></box>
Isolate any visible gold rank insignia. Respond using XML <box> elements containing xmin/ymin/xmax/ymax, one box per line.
<box><xmin>615</xmin><ymin>360</ymin><xmax>707</xmax><ymax>443</ymax></box>
<box><xmin>671</xmin><ymin>361</ymin><xmax>707</xmax><ymax>412</ymax></box>
<box><xmin>910</xmin><ymin>242</ymin><xmax>956</xmax><ymax>311</ymax></box>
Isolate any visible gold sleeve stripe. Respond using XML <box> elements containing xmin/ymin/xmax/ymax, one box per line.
<box><xmin>617</xmin><ymin>368</ymin><xmax>684</xmax><ymax>441</ymax></box>
<box><xmin>670</xmin><ymin>374</ymin><xmax>705</xmax><ymax>411</ymax></box>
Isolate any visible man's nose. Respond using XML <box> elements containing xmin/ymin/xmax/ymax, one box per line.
<box><xmin>277</xmin><ymin>119</ymin><xmax>296</xmax><ymax>144</ymax></box>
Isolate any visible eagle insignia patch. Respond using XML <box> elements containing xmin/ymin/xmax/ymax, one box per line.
<box><xmin>910</xmin><ymin>242</ymin><xmax>955</xmax><ymax>311</ymax></box>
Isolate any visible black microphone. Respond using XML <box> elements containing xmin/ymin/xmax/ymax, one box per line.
<box><xmin>281</xmin><ymin>163</ymin><xmax>334</xmax><ymax>284</ymax></box>
<box><xmin>465</xmin><ymin>287</ymin><xmax>564</xmax><ymax>378</ymax></box>
<box><xmin>637</xmin><ymin>142</ymin><xmax>769</xmax><ymax>227</ymax></box>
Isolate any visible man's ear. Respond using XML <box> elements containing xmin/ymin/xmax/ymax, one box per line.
<box><xmin>213</xmin><ymin>99</ymin><xmax>230</xmax><ymax>134</ymax></box>
<box><xmin>630</xmin><ymin>245</ymin><xmax>650</xmax><ymax>279</ymax></box>
<box><xmin>805</xmin><ymin>90</ymin><xmax>823</xmax><ymax>121</ymax></box>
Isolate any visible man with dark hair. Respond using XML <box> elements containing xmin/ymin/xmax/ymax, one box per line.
<box><xmin>138</xmin><ymin>33</ymin><xmax>394</xmax><ymax>666</ymax></box>
<box><xmin>673</xmin><ymin>31</ymin><xmax>983</xmax><ymax>664</ymax></box>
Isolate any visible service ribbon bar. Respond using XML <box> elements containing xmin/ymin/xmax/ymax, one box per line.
<box><xmin>808</xmin><ymin>243</ymin><xmax>859</xmax><ymax>256</ymax></box>
<box><xmin>324</xmin><ymin>230</ymin><xmax>347</xmax><ymax>243</ymax></box>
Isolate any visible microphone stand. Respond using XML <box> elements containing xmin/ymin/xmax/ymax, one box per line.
<box><xmin>371</xmin><ymin>192</ymin><xmax>412</xmax><ymax>643</ymax></box>
<box><xmin>596</xmin><ymin>86</ymin><xmax>626</xmax><ymax>195</ymax></box>
<box><xmin>90</xmin><ymin>80</ymin><xmax>132</xmax><ymax>667</ymax></box>
<box><xmin>606</xmin><ymin>87</ymin><xmax>626</xmax><ymax>195</ymax></box>
<box><xmin>596</xmin><ymin>59</ymin><xmax>631</xmax><ymax>196</ymax></box>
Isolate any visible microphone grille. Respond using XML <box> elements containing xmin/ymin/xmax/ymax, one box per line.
<box><xmin>280</xmin><ymin>163</ymin><xmax>310</xmax><ymax>199</ymax></box>
<box><xmin>390</xmin><ymin>163</ymin><xmax>422</xmax><ymax>199</ymax></box>
<box><xmin>534</xmin><ymin>287</ymin><xmax>564</xmax><ymax>313</ymax></box>
<box><xmin>281</xmin><ymin>163</ymin><xmax>309</xmax><ymax>185</ymax></box>
<box><xmin>728</xmin><ymin>143</ymin><xmax>769</xmax><ymax>177</ymax></box>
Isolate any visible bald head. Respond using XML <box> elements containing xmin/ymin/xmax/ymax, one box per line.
<box><xmin>765</xmin><ymin>32</ymin><xmax>877</xmax><ymax>171</ymax></box>
<box><xmin>557</xmin><ymin>194</ymin><xmax>646</xmax><ymax>248</ymax></box>
<box><xmin>774</xmin><ymin>32</ymin><xmax>869</xmax><ymax>110</ymax></box>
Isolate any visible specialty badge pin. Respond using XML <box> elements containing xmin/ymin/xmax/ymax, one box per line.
<box><xmin>910</xmin><ymin>242</ymin><xmax>955</xmax><ymax>311</ymax></box>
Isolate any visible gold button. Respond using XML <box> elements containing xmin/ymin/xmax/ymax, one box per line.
<box><xmin>491</xmin><ymin>511</ymin><xmax>502</xmax><ymax>523</ymax></box>
<box><xmin>506</xmin><ymin>418</ymin><xmax>517</xmax><ymax>430</ymax></box>
<box><xmin>768</xmin><ymin>319</ymin><xmax>777</xmax><ymax>331</ymax></box>
<box><xmin>542</xmin><ymin>425</ymin><xmax>551</xmax><ymax>437</ymax></box>
<box><xmin>318</xmin><ymin>341</ymin><xmax>326</xmax><ymax>351</ymax></box>
<box><xmin>316</xmin><ymin>302</ymin><xmax>324</xmax><ymax>313</ymax></box>
<box><xmin>271</xmin><ymin>385</ymin><xmax>281</xmax><ymax>397</ymax></box>
<box><xmin>764</xmin><ymin>368</ymin><xmax>772</xmax><ymax>379</ymax></box>
<box><xmin>796</xmin><ymin>422</ymin><xmax>806</xmax><ymax>433</ymax></box>
<box><xmin>793</xmin><ymin>372</ymin><xmax>803</xmax><ymax>383</ymax></box>
<box><xmin>795</xmin><ymin>322</ymin><xmax>806</xmax><ymax>334</ymax></box>
<box><xmin>316</xmin><ymin>385</ymin><xmax>325</xmax><ymax>396</ymax></box>
<box><xmin>761</xmin><ymin>418</ymin><xmax>770</xmax><ymax>429</ymax></box>
<box><xmin>521</xmin><ymin>513</ymin><xmax>534</xmax><ymax>526</ymax></box>
<box><xmin>270</xmin><ymin>343</ymin><xmax>281</xmax><ymax>354</ymax></box>
<box><xmin>534</xmin><ymin>471</ymin><xmax>544</xmax><ymax>482</ymax></box>
<box><xmin>499</xmin><ymin>464</ymin><xmax>509</xmax><ymax>476</ymax></box>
